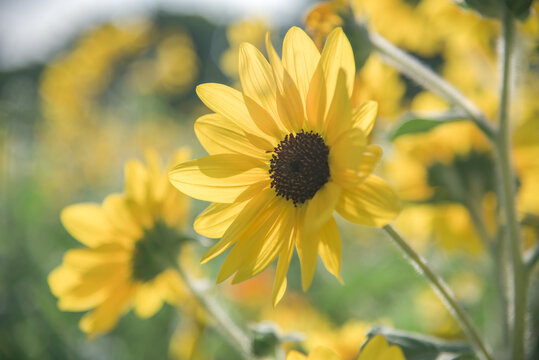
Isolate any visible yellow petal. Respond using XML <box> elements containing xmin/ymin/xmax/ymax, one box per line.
<box><xmin>102</xmin><ymin>194</ymin><xmax>142</xmax><ymax>242</ymax></box>
<box><xmin>304</xmin><ymin>181</ymin><xmax>341</xmax><ymax>233</ymax></box>
<box><xmin>233</xmin><ymin>201</ymin><xmax>295</xmax><ymax>283</ymax></box>
<box><xmin>79</xmin><ymin>283</ymin><xmax>134</xmax><ymax>337</ymax></box>
<box><xmin>200</xmin><ymin>188</ymin><xmax>275</xmax><ymax>263</ymax></box>
<box><xmin>358</xmin><ymin>335</ymin><xmax>405</xmax><ymax>360</ymax></box>
<box><xmin>196</xmin><ymin>83</ymin><xmax>273</xmax><ymax>145</ymax></box>
<box><xmin>296</xmin><ymin>211</ymin><xmax>319</xmax><ymax>291</ymax></box>
<box><xmin>306</xmin><ymin>61</ymin><xmax>327</xmax><ymax>132</ymax></box>
<box><xmin>272</xmin><ymin>227</ymin><xmax>295</xmax><ymax>307</ymax></box>
<box><xmin>266</xmin><ymin>32</ymin><xmax>304</xmax><ymax>131</ymax></box>
<box><xmin>320</xmin><ymin>27</ymin><xmax>355</xmax><ymax>107</ymax></box>
<box><xmin>48</xmin><ymin>266</ymin><xmax>79</xmax><ymax>298</ymax></box>
<box><xmin>54</xmin><ymin>262</ymin><xmax>129</xmax><ymax>311</ymax></box>
<box><xmin>243</xmin><ymin>94</ymin><xmax>283</xmax><ymax>139</ymax></box>
<box><xmin>318</xmin><ymin>218</ymin><xmax>342</xmax><ymax>282</ymax></box>
<box><xmin>287</xmin><ymin>350</ymin><xmax>307</xmax><ymax>360</ymax></box>
<box><xmin>336</xmin><ymin>175</ymin><xmax>400</xmax><ymax>227</ymax></box>
<box><xmin>353</xmin><ymin>101</ymin><xmax>378</xmax><ymax>136</ymax></box>
<box><xmin>358</xmin><ymin>144</ymin><xmax>383</xmax><ymax>181</ymax></box>
<box><xmin>324</xmin><ymin>70</ymin><xmax>353</xmax><ymax>146</ymax></box>
<box><xmin>133</xmin><ymin>281</ymin><xmax>164</xmax><ymax>319</ymax></box>
<box><xmin>194</xmin><ymin>113</ymin><xmax>267</xmax><ymax>158</ymax></box>
<box><xmin>194</xmin><ymin>201</ymin><xmax>247</xmax><ymax>239</ymax></box>
<box><xmin>216</xmin><ymin>197</ymin><xmax>282</xmax><ymax>283</ymax></box>
<box><xmin>62</xmin><ymin>244</ymin><xmax>129</xmax><ymax>269</ymax></box>
<box><xmin>60</xmin><ymin>204</ymin><xmax>113</xmax><ymax>248</ymax></box>
<box><xmin>310</xmin><ymin>347</ymin><xmax>342</xmax><ymax>360</ymax></box>
<box><xmin>329</xmin><ymin>127</ymin><xmax>367</xmax><ymax>187</ymax></box>
<box><xmin>124</xmin><ymin>159</ymin><xmax>149</xmax><ymax>206</ymax></box>
<box><xmin>282</xmin><ymin>26</ymin><xmax>320</xmax><ymax>101</ymax></box>
<box><xmin>265</xmin><ymin>33</ymin><xmax>285</xmax><ymax>92</ymax></box>
<box><xmin>358</xmin><ymin>335</ymin><xmax>387</xmax><ymax>360</ymax></box>
<box><xmin>239</xmin><ymin>42</ymin><xmax>279</xmax><ymax>121</ymax></box>
<box><xmin>168</xmin><ymin>154</ymin><xmax>269</xmax><ymax>203</ymax></box>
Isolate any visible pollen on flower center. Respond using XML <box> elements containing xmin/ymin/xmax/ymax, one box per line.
<box><xmin>269</xmin><ymin>130</ymin><xmax>330</xmax><ymax>206</ymax></box>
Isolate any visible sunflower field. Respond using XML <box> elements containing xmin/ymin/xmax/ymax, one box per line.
<box><xmin>1</xmin><ymin>0</ymin><xmax>538</xmax><ymax>359</ymax></box>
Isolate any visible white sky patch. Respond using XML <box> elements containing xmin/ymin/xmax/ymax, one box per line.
<box><xmin>0</xmin><ymin>0</ymin><xmax>310</xmax><ymax>69</ymax></box>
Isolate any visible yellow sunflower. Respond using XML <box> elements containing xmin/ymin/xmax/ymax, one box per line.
<box><xmin>48</xmin><ymin>148</ymin><xmax>193</xmax><ymax>337</ymax></box>
<box><xmin>287</xmin><ymin>334</ymin><xmax>405</xmax><ymax>360</ymax></box>
<box><xmin>169</xmin><ymin>27</ymin><xmax>400</xmax><ymax>306</ymax></box>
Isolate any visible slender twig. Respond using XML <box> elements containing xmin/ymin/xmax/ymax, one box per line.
<box><xmin>383</xmin><ymin>225</ymin><xmax>493</xmax><ymax>360</ymax></box>
<box><xmin>365</xmin><ymin>30</ymin><xmax>496</xmax><ymax>139</ymax></box>
<box><xmin>172</xmin><ymin>261</ymin><xmax>253</xmax><ymax>359</ymax></box>
<box><xmin>495</xmin><ymin>11</ymin><xmax>528</xmax><ymax>360</ymax></box>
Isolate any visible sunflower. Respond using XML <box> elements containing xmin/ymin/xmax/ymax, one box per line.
<box><xmin>48</xmin><ymin>148</ymin><xmax>193</xmax><ymax>337</ymax></box>
<box><xmin>286</xmin><ymin>334</ymin><xmax>405</xmax><ymax>360</ymax></box>
<box><xmin>169</xmin><ymin>27</ymin><xmax>399</xmax><ymax>305</ymax></box>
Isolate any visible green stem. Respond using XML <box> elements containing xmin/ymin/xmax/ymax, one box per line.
<box><xmin>465</xmin><ymin>201</ymin><xmax>510</xmax><ymax>346</ymax></box>
<box><xmin>496</xmin><ymin>11</ymin><xmax>528</xmax><ymax>360</ymax></box>
<box><xmin>383</xmin><ymin>225</ymin><xmax>493</xmax><ymax>360</ymax></box>
<box><xmin>172</xmin><ymin>262</ymin><xmax>253</xmax><ymax>359</ymax></box>
<box><xmin>366</xmin><ymin>30</ymin><xmax>496</xmax><ymax>139</ymax></box>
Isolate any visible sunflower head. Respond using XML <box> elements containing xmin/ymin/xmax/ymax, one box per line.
<box><xmin>48</xmin><ymin>148</ymin><xmax>193</xmax><ymax>337</ymax></box>
<box><xmin>170</xmin><ymin>26</ymin><xmax>399</xmax><ymax>306</ymax></box>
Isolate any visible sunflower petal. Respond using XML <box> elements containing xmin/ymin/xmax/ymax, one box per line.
<box><xmin>310</xmin><ymin>347</ymin><xmax>343</xmax><ymax>360</ymax></box>
<box><xmin>133</xmin><ymin>281</ymin><xmax>164</xmax><ymax>319</ymax></box>
<box><xmin>324</xmin><ymin>70</ymin><xmax>353</xmax><ymax>146</ymax></box>
<box><xmin>329</xmin><ymin>127</ymin><xmax>367</xmax><ymax>187</ymax></box>
<box><xmin>61</xmin><ymin>204</ymin><xmax>113</xmax><ymax>247</ymax></box>
<box><xmin>233</xmin><ymin>201</ymin><xmax>294</xmax><ymax>283</ymax></box>
<box><xmin>79</xmin><ymin>283</ymin><xmax>134</xmax><ymax>337</ymax></box>
<box><xmin>296</xmin><ymin>212</ymin><xmax>319</xmax><ymax>291</ymax></box>
<box><xmin>282</xmin><ymin>26</ymin><xmax>320</xmax><ymax>101</ymax></box>
<box><xmin>306</xmin><ymin>61</ymin><xmax>327</xmax><ymax>132</ymax></box>
<box><xmin>194</xmin><ymin>113</ymin><xmax>268</xmax><ymax>158</ymax></box>
<box><xmin>304</xmin><ymin>182</ymin><xmax>340</xmax><ymax>233</ymax></box>
<box><xmin>169</xmin><ymin>154</ymin><xmax>268</xmax><ymax>203</ymax></box>
<box><xmin>196</xmin><ymin>83</ymin><xmax>272</xmax><ymax>142</ymax></box>
<box><xmin>124</xmin><ymin>159</ymin><xmax>149</xmax><ymax>206</ymax></box>
<box><xmin>276</xmin><ymin>71</ymin><xmax>305</xmax><ymax>131</ymax></box>
<box><xmin>200</xmin><ymin>188</ymin><xmax>275</xmax><ymax>263</ymax></box>
<box><xmin>216</xmin><ymin>198</ymin><xmax>281</xmax><ymax>282</ymax></box>
<box><xmin>194</xmin><ymin>201</ymin><xmax>248</xmax><ymax>239</ymax></box>
<box><xmin>318</xmin><ymin>218</ymin><xmax>342</xmax><ymax>282</ymax></box>
<box><xmin>102</xmin><ymin>194</ymin><xmax>142</xmax><ymax>242</ymax></box>
<box><xmin>272</xmin><ymin>226</ymin><xmax>295</xmax><ymax>307</ymax></box>
<box><xmin>243</xmin><ymin>94</ymin><xmax>283</xmax><ymax>139</ymax></box>
<box><xmin>239</xmin><ymin>43</ymin><xmax>279</xmax><ymax>119</ymax></box>
<box><xmin>320</xmin><ymin>27</ymin><xmax>355</xmax><ymax>106</ymax></box>
<box><xmin>358</xmin><ymin>144</ymin><xmax>383</xmax><ymax>181</ymax></box>
<box><xmin>336</xmin><ymin>175</ymin><xmax>400</xmax><ymax>227</ymax></box>
<box><xmin>353</xmin><ymin>101</ymin><xmax>378</xmax><ymax>136</ymax></box>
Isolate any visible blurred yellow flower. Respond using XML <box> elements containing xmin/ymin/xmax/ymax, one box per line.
<box><xmin>287</xmin><ymin>334</ymin><xmax>405</xmax><ymax>360</ymax></box>
<box><xmin>170</xmin><ymin>27</ymin><xmax>399</xmax><ymax>305</ymax></box>
<box><xmin>388</xmin><ymin>93</ymin><xmax>496</xmax><ymax>254</ymax></box>
<box><xmin>305</xmin><ymin>0</ymin><xmax>347</xmax><ymax>50</ymax></box>
<box><xmin>48</xmin><ymin>149</ymin><xmax>193</xmax><ymax>337</ymax></box>
<box><xmin>128</xmin><ymin>31</ymin><xmax>199</xmax><ymax>94</ymax></box>
<box><xmin>220</xmin><ymin>18</ymin><xmax>269</xmax><ymax>84</ymax></box>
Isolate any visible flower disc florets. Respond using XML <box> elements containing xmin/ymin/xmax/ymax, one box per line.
<box><xmin>269</xmin><ymin>130</ymin><xmax>330</xmax><ymax>205</ymax></box>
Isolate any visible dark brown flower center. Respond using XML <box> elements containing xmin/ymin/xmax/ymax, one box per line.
<box><xmin>269</xmin><ymin>130</ymin><xmax>330</xmax><ymax>206</ymax></box>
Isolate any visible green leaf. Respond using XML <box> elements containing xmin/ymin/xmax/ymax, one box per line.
<box><xmin>390</xmin><ymin>112</ymin><xmax>465</xmax><ymax>140</ymax></box>
<box><xmin>366</xmin><ymin>325</ymin><xmax>476</xmax><ymax>360</ymax></box>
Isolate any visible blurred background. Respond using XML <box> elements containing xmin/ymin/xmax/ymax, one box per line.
<box><xmin>1</xmin><ymin>0</ymin><xmax>538</xmax><ymax>359</ymax></box>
